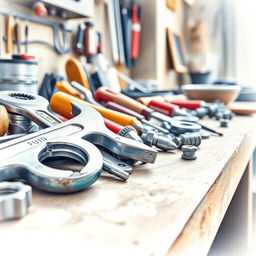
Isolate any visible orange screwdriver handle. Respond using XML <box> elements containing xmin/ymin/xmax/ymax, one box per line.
<box><xmin>137</xmin><ymin>96</ymin><xmax>165</xmax><ymax>106</ymax></box>
<box><xmin>0</xmin><ymin>105</ymin><xmax>9</xmax><ymax>136</ymax></box>
<box><xmin>50</xmin><ymin>92</ymin><xmax>140</xmax><ymax>127</ymax></box>
<box><xmin>94</xmin><ymin>87</ymin><xmax>153</xmax><ymax>119</ymax></box>
<box><xmin>56</xmin><ymin>81</ymin><xmax>83</xmax><ymax>99</ymax></box>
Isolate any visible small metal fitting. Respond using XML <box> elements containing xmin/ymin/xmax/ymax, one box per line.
<box><xmin>220</xmin><ymin>118</ymin><xmax>229</xmax><ymax>127</ymax></box>
<box><xmin>161</xmin><ymin>121</ymin><xmax>172</xmax><ymax>131</ymax></box>
<box><xmin>141</xmin><ymin>131</ymin><xmax>177</xmax><ymax>151</ymax></box>
<box><xmin>0</xmin><ymin>181</ymin><xmax>32</xmax><ymax>221</ymax></box>
<box><xmin>199</xmin><ymin>130</ymin><xmax>211</xmax><ymax>139</ymax></box>
<box><xmin>181</xmin><ymin>145</ymin><xmax>198</xmax><ymax>160</ymax></box>
<box><xmin>191</xmin><ymin>107</ymin><xmax>208</xmax><ymax>119</ymax></box>
<box><xmin>7</xmin><ymin>113</ymin><xmax>39</xmax><ymax>135</ymax></box>
<box><xmin>173</xmin><ymin>133</ymin><xmax>202</xmax><ymax>148</ymax></box>
<box><xmin>118</xmin><ymin>126</ymin><xmax>143</xmax><ymax>143</ymax></box>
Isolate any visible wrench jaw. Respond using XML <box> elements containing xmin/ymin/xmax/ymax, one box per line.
<box><xmin>0</xmin><ymin>138</ymin><xmax>103</xmax><ymax>193</ymax></box>
<box><xmin>70</xmin><ymin>102</ymin><xmax>158</xmax><ymax>163</ymax></box>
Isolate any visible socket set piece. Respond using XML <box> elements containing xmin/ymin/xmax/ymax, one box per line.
<box><xmin>0</xmin><ymin>181</ymin><xmax>32</xmax><ymax>221</ymax></box>
<box><xmin>173</xmin><ymin>133</ymin><xmax>202</xmax><ymax>148</ymax></box>
<box><xmin>181</xmin><ymin>145</ymin><xmax>198</xmax><ymax>160</ymax></box>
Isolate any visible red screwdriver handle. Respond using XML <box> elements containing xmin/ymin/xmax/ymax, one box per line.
<box><xmin>104</xmin><ymin>118</ymin><xmax>123</xmax><ymax>134</ymax></box>
<box><xmin>148</xmin><ymin>100</ymin><xmax>178</xmax><ymax>117</ymax></box>
<box><xmin>168</xmin><ymin>99</ymin><xmax>205</xmax><ymax>110</ymax></box>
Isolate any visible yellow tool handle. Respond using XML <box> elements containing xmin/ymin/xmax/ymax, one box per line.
<box><xmin>50</xmin><ymin>92</ymin><xmax>141</xmax><ymax>127</ymax></box>
<box><xmin>65</xmin><ymin>58</ymin><xmax>90</xmax><ymax>89</ymax></box>
<box><xmin>6</xmin><ymin>14</ymin><xmax>14</xmax><ymax>53</ymax></box>
<box><xmin>94</xmin><ymin>87</ymin><xmax>150</xmax><ymax>115</ymax></box>
<box><xmin>56</xmin><ymin>81</ymin><xmax>83</xmax><ymax>99</ymax></box>
<box><xmin>0</xmin><ymin>105</ymin><xmax>9</xmax><ymax>136</ymax></box>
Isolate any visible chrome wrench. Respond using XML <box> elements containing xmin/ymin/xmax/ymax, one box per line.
<box><xmin>0</xmin><ymin>91</ymin><xmax>157</xmax><ymax>164</ymax></box>
<box><xmin>0</xmin><ymin>103</ymin><xmax>103</xmax><ymax>193</ymax></box>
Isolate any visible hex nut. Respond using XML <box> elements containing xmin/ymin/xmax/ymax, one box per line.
<box><xmin>181</xmin><ymin>145</ymin><xmax>198</xmax><ymax>160</ymax></box>
<box><xmin>220</xmin><ymin>119</ymin><xmax>229</xmax><ymax>128</ymax></box>
<box><xmin>141</xmin><ymin>131</ymin><xmax>155</xmax><ymax>147</ymax></box>
<box><xmin>0</xmin><ymin>181</ymin><xmax>32</xmax><ymax>222</ymax></box>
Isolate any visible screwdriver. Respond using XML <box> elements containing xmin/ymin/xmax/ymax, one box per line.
<box><xmin>104</xmin><ymin>101</ymin><xmax>169</xmax><ymax>134</ymax></box>
<box><xmin>94</xmin><ymin>87</ymin><xmax>181</xmax><ymax>125</ymax></box>
<box><xmin>147</xmin><ymin>99</ymin><xmax>189</xmax><ymax>117</ymax></box>
<box><xmin>14</xmin><ymin>19</ymin><xmax>21</xmax><ymax>55</ymax></box>
<box><xmin>50</xmin><ymin>91</ymin><xmax>145</xmax><ymax>131</ymax></box>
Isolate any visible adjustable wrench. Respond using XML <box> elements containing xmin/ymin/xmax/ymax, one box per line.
<box><xmin>0</xmin><ymin>91</ymin><xmax>157</xmax><ymax>160</ymax></box>
<box><xmin>0</xmin><ymin>103</ymin><xmax>155</xmax><ymax>192</ymax></box>
<box><xmin>0</xmin><ymin>92</ymin><xmax>155</xmax><ymax>180</ymax></box>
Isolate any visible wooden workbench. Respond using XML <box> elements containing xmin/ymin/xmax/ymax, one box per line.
<box><xmin>0</xmin><ymin>114</ymin><xmax>255</xmax><ymax>256</ymax></box>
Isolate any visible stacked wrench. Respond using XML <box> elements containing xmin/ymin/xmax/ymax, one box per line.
<box><xmin>0</xmin><ymin>91</ymin><xmax>157</xmax><ymax>183</ymax></box>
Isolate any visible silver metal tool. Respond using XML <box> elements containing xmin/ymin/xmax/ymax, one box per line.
<box><xmin>0</xmin><ymin>91</ymin><xmax>62</xmax><ymax>128</ymax></box>
<box><xmin>0</xmin><ymin>91</ymin><xmax>157</xmax><ymax>163</ymax></box>
<box><xmin>0</xmin><ymin>103</ymin><xmax>103</xmax><ymax>193</ymax></box>
<box><xmin>0</xmin><ymin>91</ymin><xmax>157</xmax><ymax>181</ymax></box>
<box><xmin>0</xmin><ymin>181</ymin><xmax>32</xmax><ymax>221</ymax></box>
<box><xmin>181</xmin><ymin>145</ymin><xmax>198</xmax><ymax>160</ymax></box>
<box><xmin>0</xmin><ymin>103</ymin><xmax>156</xmax><ymax>192</ymax></box>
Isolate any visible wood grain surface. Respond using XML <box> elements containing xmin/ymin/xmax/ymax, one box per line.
<box><xmin>0</xmin><ymin>115</ymin><xmax>256</xmax><ymax>256</ymax></box>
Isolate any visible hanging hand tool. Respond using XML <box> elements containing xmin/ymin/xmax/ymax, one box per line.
<box><xmin>84</xmin><ymin>22</ymin><xmax>97</xmax><ymax>63</ymax></box>
<box><xmin>0</xmin><ymin>8</ymin><xmax>73</xmax><ymax>55</ymax></box>
<box><xmin>24</xmin><ymin>19</ymin><xmax>29</xmax><ymax>53</ymax></box>
<box><xmin>0</xmin><ymin>106</ymin><xmax>9</xmax><ymax>136</ymax></box>
<box><xmin>74</xmin><ymin>23</ymin><xmax>85</xmax><ymax>55</ymax></box>
<box><xmin>14</xmin><ymin>19</ymin><xmax>21</xmax><ymax>55</ymax></box>
<box><xmin>65</xmin><ymin>58</ymin><xmax>90</xmax><ymax>89</ymax></box>
<box><xmin>130</xmin><ymin>0</ymin><xmax>142</xmax><ymax>63</ymax></box>
<box><xmin>5</xmin><ymin>14</ymin><xmax>14</xmax><ymax>53</ymax></box>
<box><xmin>94</xmin><ymin>87</ymin><xmax>201</xmax><ymax>134</ymax></box>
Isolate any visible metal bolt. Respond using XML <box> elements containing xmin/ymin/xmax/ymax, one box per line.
<box><xmin>181</xmin><ymin>145</ymin><xmax>198</xmax><ymax>160</ymax></box>
<box><xmin>141</xmin><ymin>131</ymin><xmax>177</xmax><ymax>151</ymax></box>
<box><xmin>173</xmin><ymin>133</ymin><xmax>202</xmax><ymax>148</ymax></box>
<box><xmin>199</xmin><ymin>131</ymin><xmax>211</xmax><ymax>139</ymax></box>
<box><xmin>220</xmin><ymin>119</ymin><xmax>229</xmax><ymax>127</ymax></box>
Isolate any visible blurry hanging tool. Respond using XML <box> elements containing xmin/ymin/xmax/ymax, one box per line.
<box><xmin>130</xmin><ymin>0</ymin><xmax>142</xmax><ymax>64</ymax></box>
<box><xmin>84</xmin><ymin>22</ymin><xmax>97</xmax><ymax>64</ymax></box>
<box><xmin>120</xmin><ymin>0</ymin><xmax>132</xmax><ymax>68</ymax></box>
<box><xmin>33</xmin><ymin>1</ymin><xmax>48</xmax><ymax>18</ymax></box>
<box><xmin>74</xmin><ymin>23</ymin><xmax>85</xmax><ymax>55</ymax></box>
<box><xmin>24</xmin><ymin>19</ymin><xmax>29</xmax><ymax>53</ymax></box>
<box><xmin>65</xmin><ymin>58</ymin><xmax>91</xmax><ymax>89</ymax></box>
<box><xmin>97</xmin><ymin>32</ymin><xmax>103</xmax><ymax>54</ymax></box>
<box><xmin>38</xmin><ymin>73</ymin><xmax>65</xmax><ymax>101</ymax></box>
<box><xmin>14</xmin><ymin>19</ymin><xmax>21</xmax><ymax>54</ymax></box>
<box><xmin>0</xmin><ymin>8</ymin><xmax>73</xmax><ymax>54</ymax></box>
<box><xmin>5</xmin><ymin>14</ymin><xmax>14</xmax><ymax>53</ymax></box>
<box><xmin>94</xmin><ymin>53</ymin><xmax>121</xmax><ymax>92</ymax></box>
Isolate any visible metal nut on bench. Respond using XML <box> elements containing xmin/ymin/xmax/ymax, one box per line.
<box><xmin>0</xmin><ymin>181</ymin><xmax>32</xmax><ymax>221</ymax></box>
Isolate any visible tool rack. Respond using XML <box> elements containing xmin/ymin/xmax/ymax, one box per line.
<box><xmin>0</xmin><ymin>106</ymin><xmax>255</xmax><ymax>255</ymax></box>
